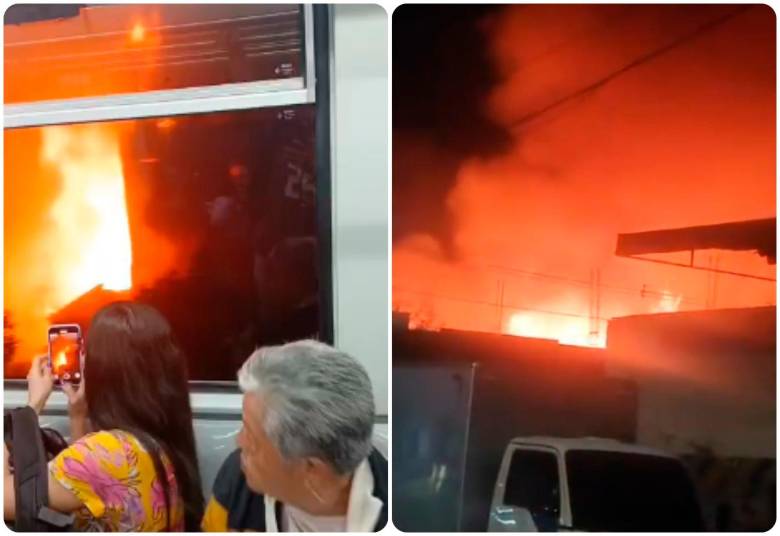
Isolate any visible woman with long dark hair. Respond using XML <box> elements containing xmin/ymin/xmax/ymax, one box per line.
<box><xmin>4</xmin><ymin>302</ymin><xmax>204</xmax><ymax>531</ymax></box>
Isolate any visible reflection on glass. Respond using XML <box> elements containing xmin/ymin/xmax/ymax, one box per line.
<box><xmin>504</xmin><ymin>449</ymin><xmax>560</xmax><ymax>530</ymax></box>
<box><xmin>566</xmin><ymin>450</ymin><xmax>703</xmax><ymax>531</ymax></box>
<box><xmin>4</xmin><ymin>105</ymin><xmax>319</xmax><ymax>381</ymax></box>
<box><xmin>4</xmin><ymin>4</ymin><xmax>304</xmax><ymax>104</ymax></box>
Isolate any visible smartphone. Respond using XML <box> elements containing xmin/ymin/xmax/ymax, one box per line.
<box><xmin>47</xmin><ymin>324</ymin><xmax>82</xmax><ymax>385</ymax></box>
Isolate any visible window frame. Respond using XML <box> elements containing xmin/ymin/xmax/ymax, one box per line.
<box><xmin>4</xmin><ymin>4</ymin><xmax>317</xmax><ymax>128</ymax></box>
<box><xmin>3</xmin><ymin>3</ymin><xmax>334</xmax><ymax>389</ymax></box>
<box><xmin>501</xmin><ymin>446</ymin><xmax>562</xmax><ymax>517</ymax></box>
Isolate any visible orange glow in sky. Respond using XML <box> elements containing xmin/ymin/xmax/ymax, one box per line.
<box><xmin>393</xmin><ymin>6</ymin><xmax>775</xmax><ymax>348</ymax></box>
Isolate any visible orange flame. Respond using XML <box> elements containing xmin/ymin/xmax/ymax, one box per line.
<box><xmin>41</xmin><ymin>123</ymin><xmax>133</xmax><ymax>306</ymax></box>
<box><xmin>130</xmin><ymin>22</ymin><xmax>146</xmax><ymax>43</ymax></box>
<box><xmin>651</xmin><ymin>289</ymin><xmax>683</xmax><ymax>314</ymax></box>
<box><xmin>504</xmin><ymin>289</ymin><xmax>681</xmax><ymax>348</ymax></box>
<box><xmin>506</xmin><ymin>311</ymin><xmax>602</xmax><ymax>347</ymax></box>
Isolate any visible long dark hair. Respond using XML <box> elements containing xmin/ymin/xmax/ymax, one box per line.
<box><xmin>83</xmin><ymin>302</ymin><xmax>204</xmax><ymax>531</ymax></box>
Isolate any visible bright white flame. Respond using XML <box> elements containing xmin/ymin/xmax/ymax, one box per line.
<box><xmin>651</xmin><ymin>289</ymin><xmax>682</xmax><ymax>313</ymax></box>
<box><xmin>505</xmin><ymin>288</ymin><xmax>683</xmax><ymax>348</ymax></box>
<box><xmin>41</xmin><ymin>124</ymin><xmax>132</xmax><ymax>306</ymax></box>
<box><xmin>131</xmin><ymin>22</ymin><xmax>146</xmax><ymax>42</ymax></box>
<box><xmin>506</xmin><ymin>311</ymin><xmax>604</xmax><ymax>348</ymax></box>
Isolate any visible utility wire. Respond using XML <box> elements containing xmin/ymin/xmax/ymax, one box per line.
<box><xmin>393</xmin><ymin>285</ymin><xmax>612</xmax><ymax>322</ymax></box>
<box><xmin>444</xmin><ymin>260</ymin><xmax>705</xmax><ymax>305</ymax></box>
<box><xmin>513</xmin><ymin>6</ymin><xmax>636</xmax><ymax>73</ymax></box>
<box><xmin>510</xmin><ymin>5</ymin><xmax>752</xmax><ymax>129</ymax></box>
<box><xmin>486</xmin><ymin>262</ymin><xmax>704</xmax><ymax>306</ymax></box>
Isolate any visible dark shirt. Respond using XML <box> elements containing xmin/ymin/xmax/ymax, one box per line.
<box><xmin>202</xmin><ymin>448</ymin><xmax>388</xmax><ymax>532</ymax></box>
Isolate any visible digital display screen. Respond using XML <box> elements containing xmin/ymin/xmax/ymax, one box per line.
<box><xmin>48</xmin><ymin>328</ymin><xmax>81</xmax><ymax>382</ymax></box>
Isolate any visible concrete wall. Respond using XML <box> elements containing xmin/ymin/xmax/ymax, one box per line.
<box><xmin>606</xmin><ymin>307</ymin><xmax>775</xmax><ymax>459</ymax></box>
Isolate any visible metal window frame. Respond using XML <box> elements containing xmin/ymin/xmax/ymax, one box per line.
<box><xmin>313</xmin><ymin>3</ymin><xmax>334</xmax><ymax>345</ymax></box>
<box><xmin>496</xmin><ymin>445</ymin><xmax>568</xmax><ymax>526</ymax></box>
<box><xmin>3</xmin><ymin>4</ymin><xmax>316</xmax><ymax>128</ymax></box>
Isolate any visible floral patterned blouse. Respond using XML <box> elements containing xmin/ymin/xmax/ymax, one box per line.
<box><xmin>48</xmin><ymin>429</ymin><xmax>183</xmax><ymax>531</ymax></box>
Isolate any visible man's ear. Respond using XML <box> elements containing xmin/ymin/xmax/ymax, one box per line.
<box><xmin>304</xmin><ymin>457</ymin><xmax>330</xmax><ymax>480</ymax></box>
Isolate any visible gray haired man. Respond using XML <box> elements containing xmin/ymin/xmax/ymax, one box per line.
<box><xmin>202</xmin><ymin>340</ymin><xmax>387</xmax><ymax>532</ymax></box>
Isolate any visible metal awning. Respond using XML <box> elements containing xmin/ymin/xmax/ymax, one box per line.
<box><xmin>616</xmin><ymin>218</ymin><xmax>776</xmax><ymax>280</ymax></box>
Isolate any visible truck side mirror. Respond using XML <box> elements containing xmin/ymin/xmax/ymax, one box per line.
<box><xmin>488</xmin><ymin>505</ymin><xmax>538</xmax><ymax>532</ymax></box>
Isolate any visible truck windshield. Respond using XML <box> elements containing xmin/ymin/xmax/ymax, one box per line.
<box><xmin>566</xmin><ymin>450</ymin><xmax>704</xmax><ymax>531</ymax></box>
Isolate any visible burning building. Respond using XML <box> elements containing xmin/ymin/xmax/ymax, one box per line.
<box><xmin>393</xmin><ymin>4</ymin><xmax>775</xmax><ymax>345</ymax></box>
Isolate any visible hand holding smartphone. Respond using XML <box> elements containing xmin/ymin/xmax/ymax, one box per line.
<box><xmin>47</xmin><ymin>324</ymin><xmax>83</xmax><ymax>385</ymax></box>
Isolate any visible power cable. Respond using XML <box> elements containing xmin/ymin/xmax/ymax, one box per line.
<box><xmin>509</xmin><ymin>5</ymin><xmax>752</xmax><ymax>129</ymax></box>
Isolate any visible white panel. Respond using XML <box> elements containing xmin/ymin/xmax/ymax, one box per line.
<box><xmin>4</xmin><ymin>81</ymin><xmax>309</xmax><ymax>128</ymax></box>
<box><xmin>329</xmin><ymin>5</ymin><xmax>389</xmax><ymax>415</ymax></box>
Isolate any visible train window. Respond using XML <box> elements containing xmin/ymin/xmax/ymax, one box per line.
<box><xmin>4</xmin><ymin>4</ymin><xmax>306</xmax><ymax>104</ymax></box>
<box><xmin>4</xmin><ymin>105</ymin><xmax>322</xmax><ymax>381</ymax></box>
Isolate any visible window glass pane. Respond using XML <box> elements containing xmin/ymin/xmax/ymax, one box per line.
<box><xmin>4</xmin><ymin>105</ymin><xmax>320</xmax><ymax>381</ymax></box>
<box><xmin>5</xmin><ymin>4</ymin><xmax>304</xmax><ymax>104</ymax></box>
<box><xmin>566</xmin><ymin>450</ymin><xmax>703</xmax><ymax>531</ymax></box>
<box><xmin>504</xmin><ymin>449</ymin><xmax>560</xmax><ymax>529</ymax></box>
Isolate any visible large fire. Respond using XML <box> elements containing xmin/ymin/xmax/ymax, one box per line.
<box><xmin>392</xmin><ymin>5</ymin><xmax>775</xmax><ymax>349</ymax></box>
<box><xmin>503</xmin><ymin>287</ymin><xmax>682</xmax><ymax>347</ymax></box>
<box><xmin>42</xmin><ymin>124</ymin><xmax>133</xmax><ymax>300</ymax></box>
<box><xmin>507</xmin><ymin>311</ymin><xmax>601</xmax><ymax>347</ymax></box>
<box><xmin>4</xmin><ymin>6</ymin><xmax>181</xmax><ymax>375</ymax></box>
<box><xmin>3</xmin><ymin>123</ymin><xmax>135</xmax><ymax>369</ymax></box>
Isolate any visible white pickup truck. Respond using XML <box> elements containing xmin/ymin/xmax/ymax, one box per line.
<box><xmin>489</xmin><ymin>437</ymin><xmax>705</xmax><ymax>532</ymax></box>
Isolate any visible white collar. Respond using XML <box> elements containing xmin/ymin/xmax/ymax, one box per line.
<box><xmin>264</xmin><ymin>458</ymin><xmax>383</xmax><ymax>532</ymax></box>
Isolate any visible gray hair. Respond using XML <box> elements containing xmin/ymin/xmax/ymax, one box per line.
<box><xmin>237</xmin><ymin>340</ymin><xmax>375</xmax><ymax>475</ymax></box>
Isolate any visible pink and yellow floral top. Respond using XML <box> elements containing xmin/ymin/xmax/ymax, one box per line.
<box><xmin>49</xmin><ymin>429</ymin><xmax>183</xmax><ymax>531</ymax></box>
